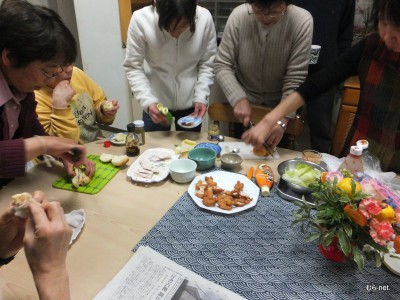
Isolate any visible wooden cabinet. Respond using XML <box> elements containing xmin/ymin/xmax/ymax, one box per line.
<box><xmin>331</xmin><ymin>76</ymin><xmax>360</xmax><ymax>157</ymax></box>
<box><xmin>119</xmin><ymin>0</ymin><xmax>150</xmax><ymax>47</ymax></box>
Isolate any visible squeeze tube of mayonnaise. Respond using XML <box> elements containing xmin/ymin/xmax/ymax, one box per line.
<box><xmin>255</xmin><ymin>163</ymin><xmax>274</xmax><ymax>196</ymax></box>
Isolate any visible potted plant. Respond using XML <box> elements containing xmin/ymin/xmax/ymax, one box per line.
<box><xmin>293</xmin><ymin>169</ymin><xmax>400</xmax><ymax>270</ymax></box>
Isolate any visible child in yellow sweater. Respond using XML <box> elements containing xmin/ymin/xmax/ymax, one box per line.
<box><xmin>35</xmin><ymin>65</ymin><xmax>119</xmax><ymax>144</ymax></box>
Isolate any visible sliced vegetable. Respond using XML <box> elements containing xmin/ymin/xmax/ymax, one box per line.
<box><xmin>282</xmin><ymin>163</ymin><xmax>321</xmax><ymax>187</ymax></box>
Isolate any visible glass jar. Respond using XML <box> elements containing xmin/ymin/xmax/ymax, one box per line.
<box><xmin>133</xmin><ymin>120</ymin><xmax>145</xmax><ymax>145</ymax></box>
<box><xmin>125</xmin><ymin>123</ymin><xmax>140</xmax><ymax>157</ymax></box>
<box><xmin>208</xmin><ymin>123</ymin><xmax>220</xmax><ymax>141</ymax></box>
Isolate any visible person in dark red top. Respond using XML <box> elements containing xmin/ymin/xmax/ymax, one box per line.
<box><xmin>0</xmin><ymin>0</ymin><xmax>95</xmax><ymax>188</ymax></box>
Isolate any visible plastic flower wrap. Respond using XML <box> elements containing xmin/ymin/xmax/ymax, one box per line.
<box><xmin>293</xmin><ymin>169</ymin><xmax>400</xmax><ymax>270</ymax></box>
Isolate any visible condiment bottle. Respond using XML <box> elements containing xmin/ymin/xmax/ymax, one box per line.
<box><xmin>156</xmin><ymin>103</ymin><xmax>173</xmax><ymax>126</ymax></box>
<box><xmin>208</xmin><ymin>123</ymin><xmax>220</xmax><ymax>141</ymax></box>
<box><xmin>356</xmin><ymin>139</ymin><xmax>381</xmax><ymax>172</ymax></box>
<box><xmin>339</xmin><ymin>145</ymin><xmax>363</xmax><ymax>174</ymax></box>
<box><xmin>125</xmin><ymin>123</ymin><xmax>140</xmax><ymax>157</ymax></box>
<box><xmin>133</xmin><ymin>120</ymin><xmax>145</xmax><ymax>145</ymax></box>
<box><xmin>255</xmin><ymin>163</ymin><xmax>274</xmax><ymax>196</ymax></box>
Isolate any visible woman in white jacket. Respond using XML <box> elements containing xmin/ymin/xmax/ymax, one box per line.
<box><xmin>124</xmin><ymin>0</ymin><xmax>217</xmax><ymax>132</ymax></box>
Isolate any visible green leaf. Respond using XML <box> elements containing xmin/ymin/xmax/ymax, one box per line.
<box><xmin>337</xmin><ymin>230</ymin><xmax>351</xmax><ymax>256</ymax></box>
<box><xmin>343</xmin><ymin>222</ymin><xmax>352</xmax><ymax>238</ymax></box>
<box><xmin>352</xmin><ymin>246</ymin><xmax>365</xmax><ymax>270</ymax></box>
<box><xmin>305</xmin><ymin>233</ymin><xmax>320</xmax><ymax>242</ymax></box>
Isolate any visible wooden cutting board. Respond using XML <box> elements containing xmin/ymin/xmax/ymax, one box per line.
<box><xmin>219</xmin><ymin>142</ymin><xmax>279</xmax><ymax>160</ymax></box>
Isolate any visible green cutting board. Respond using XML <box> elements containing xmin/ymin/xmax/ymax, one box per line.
<box><xmin>52</xmin><ymin>155</ymin><xmax>120</xmax><ymax>194</ymax></box>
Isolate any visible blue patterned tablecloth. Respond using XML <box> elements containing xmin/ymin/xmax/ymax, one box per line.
<box><xmin>133</xmin><ymin>183</ymin><xmax>400</xmax><ymax>300</ymax></box>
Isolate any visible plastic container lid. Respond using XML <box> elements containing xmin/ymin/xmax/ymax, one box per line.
<box><xmin>133</xmin><ymin>120</ymin><xmax>144</xmax><ymax>127</ymax></box>
<box><xmin>350</xmin><ymin>145</ymin><xmax>363</xmax><ymax>156</ymax></box>
<box><xmin>356</xmin><ymin>140</ymin><xmax>369</xmax><ymax>150</ymax></box>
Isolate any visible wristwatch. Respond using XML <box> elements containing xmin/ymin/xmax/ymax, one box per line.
<box><xmin>0</xmin><ymin>254</ymin><xmax>16</xmax><ymax>266</ymax></box>
<box><xmin>277</xmin><ymin>120</ymin><xmax>287</xmax><ymax>131</ymax></box>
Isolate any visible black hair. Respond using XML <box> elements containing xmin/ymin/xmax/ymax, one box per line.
<box><xmin>246</xmin><ymin>0</ymin><xmax>292</xmax><ymax>9</ymax></box>
<box><xmin>372</xmin><ymin>0</ymin><xmax>400</xmax><ymax>28</ymax></box>
<box><xmin>155</xmin><ymin>0</ymin><xmax>196</xmax><ymax>33</ymax></box>
<box><xmin>0</xmin><ymin>0</ymin><xmax>77</xmax><ymax>68</ymax></box>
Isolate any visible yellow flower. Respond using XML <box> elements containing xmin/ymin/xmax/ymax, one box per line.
<box><xmin>375</xmin><ymin>204</ymin><xmax>396</xmax><ymax>223</ymax></box>
<box><xmin>336</xmin><ymin>178</ymin><xmax>361</xmax><ymax>198</ymax></box>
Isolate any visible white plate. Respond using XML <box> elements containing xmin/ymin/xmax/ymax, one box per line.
<box><xmin>109</xmin><ymin>132</ymin><xmax>128</xmax><ymax>145</ymax></box>
<box><xmin>188</xmin><ymin>170</ymin><xmax>260</xmax><ymax>214</ymax></box>
<box><xmin>383</xmin><ymin>253</ymin><xmax>400</xmax><ymax>276</ymax></box>
<box><xmin>127</xmin><ymin>148</ymin><xmax>179</xmax><ymax>183</ymax></box>
<box><xmin>177</xmin><ymin>116</ymin><xmax>202</xmax><ymax>129</ymax></box>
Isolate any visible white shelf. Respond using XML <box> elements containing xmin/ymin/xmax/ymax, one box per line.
<box><xmin>199</xmin><ymin>0</ymin><xmax>244</xmax><ymax>35</ymax></box>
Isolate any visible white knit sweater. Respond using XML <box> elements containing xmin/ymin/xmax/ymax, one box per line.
<box><xmin>124</xmin><ymin>5</ymin><xmax>217</xmax><ymax>112</ymax></box>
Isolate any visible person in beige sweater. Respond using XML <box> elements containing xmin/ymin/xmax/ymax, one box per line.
<box><xmin>215</xmin><ymin>0</ymin><xmax>313</xmax><ymax>146</ymax></box>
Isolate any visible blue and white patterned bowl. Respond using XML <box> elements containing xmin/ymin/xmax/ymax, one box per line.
<box><xmin>194</xmin><ymin>142</ymin><xmax>222</xmax><ymax>155</ymax></box>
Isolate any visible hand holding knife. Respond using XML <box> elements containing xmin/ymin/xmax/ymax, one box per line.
<box><xmin>248</xmin><ymin>121</ymin><xmax>276</xmax><ymax>156</ymax></box>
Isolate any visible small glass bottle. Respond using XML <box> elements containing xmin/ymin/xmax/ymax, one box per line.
<box><xmin>133</xmin><ymin>120</ymin><xmax>145</xmax><ymax>145</ymax></box>
<box><xmin>208</xmin><ymin>123</ymin><xmax>220</xmax><ymax>141</ymax></box>
<box><xmin>125</xmin><ymin>123</ymin><xmax>140</xmax><ymax>157</ymax></box>
<box><xmin>339</xmin><ymin>145</ymin><xmax>363</xmax><ymax>174</ymax></box>
<box><xmin>356</xmin><ymin>140</ymin><xmax>381</xmax><ymax>172</ymax></box>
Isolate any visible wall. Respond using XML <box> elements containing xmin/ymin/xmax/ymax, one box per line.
<box><xmin>73</xmin><ymin>0</ymin><xmax>133</xmax><ymax>130</ymax></box>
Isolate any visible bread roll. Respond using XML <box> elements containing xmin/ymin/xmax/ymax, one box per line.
<box><xmin>100</xmin><ymin>153</ymin><xmax>114</xmax><ymax>163</ymax></box>
<box><xmin>11</xmin><ymin>192</ymin><xmax>38</xmax><ymax>218</ymax></box>
<box><xmin>111</xmin><ymin>155</ymin><xmax>129</xmax><ymax>167</ymax></box>
<box><xmin>103</xmin><ymin>101</ymin><xmax>114</xmax><ymax>112</ymax></box>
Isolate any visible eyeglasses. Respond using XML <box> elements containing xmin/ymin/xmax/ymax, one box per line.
<box><xmin>40</xmin><ymin>66</ymin><xmax>65</xmax><ymax>79</ymax></box>
<box><xmin>247</xmin><ymin>4</ymin><xmax>286</xmax><ymax>20</ymax></box>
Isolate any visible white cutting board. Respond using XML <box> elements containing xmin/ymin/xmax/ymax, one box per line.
<box><xmin>219</xmin><ymin>142</ymin><xmax>279</xmax><ymax>160</ymax></box>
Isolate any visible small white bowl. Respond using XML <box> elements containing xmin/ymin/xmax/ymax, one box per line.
<box><xmin>169</xmin><ymin>159</ymin><xmax>197</xmax><ymax>183</ymax></box>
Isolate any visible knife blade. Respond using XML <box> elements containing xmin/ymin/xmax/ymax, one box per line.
<box><xmin>248</xmin><ymin>121</ymin><xmax>276</xmax><ymax>156</ymax></box>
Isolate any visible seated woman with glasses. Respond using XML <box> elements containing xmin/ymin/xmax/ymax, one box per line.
<box><xmin>215</xmin><ymin>0</ymin><xmax>313</xmax><ymax>147</ymax></box>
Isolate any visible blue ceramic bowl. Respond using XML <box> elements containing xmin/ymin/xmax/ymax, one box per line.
<box><xmin>188</xmin><ymin>148</ymin><xmax>217</xmax><ymax>170</ymax></box>
<box><xmin>194</xmin><ymin>142</ymin><xmax>222</xmax><ymax>155</ymax></box>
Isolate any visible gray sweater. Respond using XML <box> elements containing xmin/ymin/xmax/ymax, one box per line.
<box><xmin>215</xmin><ymin>4</ymin><xmax>313</xmax><ymax>112</ymax></box>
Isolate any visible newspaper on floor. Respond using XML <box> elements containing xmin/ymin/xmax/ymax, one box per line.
<box><xmin>93</xmin><ymin>246</ymin><xmax>245</xmax><ymax>300</ymax></box>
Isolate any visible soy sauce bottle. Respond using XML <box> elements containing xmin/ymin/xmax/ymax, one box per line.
<box><xmin>125</xmin><ymin>123</ymin><xmax>140</xmax><ymax>157</ymax></box>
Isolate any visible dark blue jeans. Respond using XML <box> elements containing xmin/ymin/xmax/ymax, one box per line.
<box><xmin>142</xmin><ymin>107</ymin><xmax>202</xmax><ymax>132</ymax></box>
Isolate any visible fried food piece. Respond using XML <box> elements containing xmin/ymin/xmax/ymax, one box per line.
<box><xmin>195</xmin><ymin>180</ymin><xmax>203</xmax><ymax>190</ymax></box>
<box><xmin>217</xmin><ymin>195</ymin><xmax>233</xmax><ymax>210</ymax></box>
<box><xmin>205</xmin><ymin>176</ymin><xmax>217</xmax><ymax>186</ymax></box>
<box><xmin>233</xmin><ymin>181</ymin><xmax>244</xmax><ymax>193</ymax></box>
<box><xmin>203</xmin><ymin>197</ymin><xmax>217</xmax><ymax>207</ymax></box>
<box><xmin>212</xmin><ymin>186</ymin><xmax>224</xmax><ymax>194</ymax></box>
<box><xmin>204</xmin><ymin>186</ymin><xmax>214</xmax><ymax>198</ymax></box>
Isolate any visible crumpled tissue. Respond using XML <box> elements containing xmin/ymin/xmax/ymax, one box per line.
<box><xmin>64</xmin><ymin>208</ymin><xmax>85</xmax><ymax>244</ymax></box>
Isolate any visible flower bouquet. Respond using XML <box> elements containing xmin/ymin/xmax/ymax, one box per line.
<box><xmin>293</xmin><ymin>169</ymin><xmax>400</xmax><ymax>270</ymax></box>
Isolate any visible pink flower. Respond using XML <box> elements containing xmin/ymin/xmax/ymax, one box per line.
<box><xmin>369</xmin><ymin>218</ymin><xmax>394</xmax><ymax>246</ymax></box>
<box><xmin>325</xmin><ymin>171</ymin><xmax>343</xmax><ymax>183</ymax></box>
<box><xmin>359</xmin><ymin>198</ymin><xmax>382</xmax><ymax>218</ymax></box>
